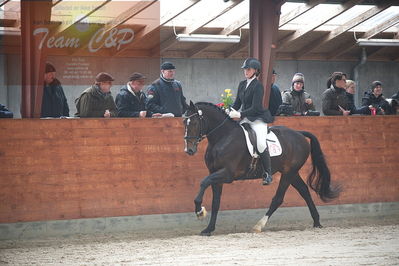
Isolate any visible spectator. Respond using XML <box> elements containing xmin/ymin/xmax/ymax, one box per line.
<box><xmin>322</xmin><ymin>72</ymin><xmax>351</xmax><ymax>116</ymax></box>
<box><xmin>268</xmin><ymin>69</ymin><xmax>282</xmax><ymax>116</ymax></box>
<box><xmin>345</xmin><ymin>80</ymin><xmax>368</xmax><ymax>115</ymax></box>
<box><xmin>115</xmin><ymin>72</ymin><xmax>160</xmax><ymax>118</ymax></box>
<box><xmin>361</xmin><ymin>81</ymin><xmax>393</xmax><ymax>115</ymax></box>
<box><xmin>41</xmin><ymin>62</ymin><xmax>69</xmax><ymax>118</ymax></box>
<box><xmin>146</xmin><ymin>62</ymin><xmax>188</xmax><ymax>117</ymax></box>
<box><xmin>75</xmin><ymin>72</ymin><xmax>117</xmax><ymax>118</ymax></box>
<box><xmin>282</xmin><ymin>73</ymin><xmax>315</xmax><ymax>115</ymax></box>
<box><xmin>0</xmin><ymin>104</ymin><xmax>13</xmax><ymax>118</ymax></box>
<box><xmin>389</xmin><ymin>90</ymin><xmax>398</xmax><ymax>114</ymax></box>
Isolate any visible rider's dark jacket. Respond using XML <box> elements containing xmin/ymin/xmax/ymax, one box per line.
<box><xmin>232</xmin><ymin>78</ymin><xmax>274</xmax><ymax>123</ymax></box>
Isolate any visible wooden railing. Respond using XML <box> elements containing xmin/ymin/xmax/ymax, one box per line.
<box><xmin>0</xmin><ymin>116</ymin><xmax>398</xmax><ymax>223</ymax></box>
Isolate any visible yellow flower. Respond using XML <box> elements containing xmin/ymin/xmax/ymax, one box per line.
<box><xmin>224</xmin><ymin>89</ymin><xmax>231</xmax><ymax>93</ymax></box>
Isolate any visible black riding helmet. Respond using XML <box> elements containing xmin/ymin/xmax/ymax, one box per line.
<box><xmin>241</xmin><ymin>58</ymin><xmax>261</xmax><ymax>76</ymax></box>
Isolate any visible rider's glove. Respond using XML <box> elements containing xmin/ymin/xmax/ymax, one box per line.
<box><xmin>229</xmin><ymin>108</ymin><xmax>241</xmax><ymax>119</ymax></box>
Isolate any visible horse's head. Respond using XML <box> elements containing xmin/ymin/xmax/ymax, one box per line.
<box><xmin>183</xmin><ymin>101</ymin><xmax>205</xmax><ymax>155</ymax></box>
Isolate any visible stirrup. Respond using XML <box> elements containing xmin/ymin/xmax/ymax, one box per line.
<box><xmin>262</xmin><ymin>173</ymin><xmax>272</xmax><ymax>185</ymax></box>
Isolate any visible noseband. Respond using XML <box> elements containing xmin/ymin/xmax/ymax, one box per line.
<box><xmin>184</xmin><ymin>109</ymin><xmax>229</xmax><ymax>145</ymax></box>
<box><xmin>184</xmin><ymin>110</ymin><xmax>206</xmax><ymax>145</ymax></box>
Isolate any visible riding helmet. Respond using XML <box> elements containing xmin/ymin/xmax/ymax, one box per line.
<box><xmin>241</xmin><ymin>58</ymin><xmax>261</xmax><ymax>71</ymax></box>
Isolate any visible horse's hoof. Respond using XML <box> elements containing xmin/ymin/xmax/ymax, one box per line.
<box><xmin>314</xmin><ymin>224</ymin><xmax>323</xmax><ymax>228</ymax></box>
<box><xmin>251</xmin><ymin>226</ymin><xmax>262</xmax><ymax>233</ymax></box>
<box><xmin>200</xmin><ymin>231</ymin><xmax>212</xmax><ymax>236</ymax></box>
<box><xmin>196</xmin><ymin>206</ymin><xmax>207</xmax><ymax>220</ymax></box>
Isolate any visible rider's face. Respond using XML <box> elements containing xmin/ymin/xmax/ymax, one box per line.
<box><xmin>244</xmin><ymin>68</ymin><xmax>256</xmax><ymax>79</ymax></box>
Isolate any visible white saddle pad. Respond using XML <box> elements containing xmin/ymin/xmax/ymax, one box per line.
<box><xmin>240</xmin><ymin>126</ymin><xmax>282</xmax><ymax>158</ymax></box>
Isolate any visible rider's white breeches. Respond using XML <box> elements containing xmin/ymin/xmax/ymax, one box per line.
<box><xmin>240</xmin><ymin>118</ymin><xmax>268</xmax><ymax>153</ymax></box>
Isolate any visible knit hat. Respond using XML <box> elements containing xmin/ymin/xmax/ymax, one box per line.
<box><xmin>129</xmin><ymin>72</ymin><xmax>146</xmax><ymax>81</ymax></box>
<box><xmin>95</xmin><ymin>72</ymin><xmax>114</xmax><ymax>83</ymax></box>
<box><xmin>292</xmin><ymin>73</ymin><xmax>305</xmax><ymax>84</ymax></box>
<box><xmin>45</xmin><ymin>62</ymin><xmax>56</xmax><ymax>73</ymax></box>
<box><xmin>161</xmin><ymin>62</ymin><xmax>176</xmax><ymax>70</ymax></box>
<box><xmin>371</xmin><ymin>81</ymin><xmax>382</xmax><ymax>91</ymax></box>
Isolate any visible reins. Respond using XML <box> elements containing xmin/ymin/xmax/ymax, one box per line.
<box><xmin>184</xmin><ymin>109</ymin><xmax>230</xmax><ymax>144</ymax></box>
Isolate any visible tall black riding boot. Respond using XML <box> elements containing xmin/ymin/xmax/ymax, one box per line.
<box><xmin>260</xmin><ymin>150</ymin><xmax>272</xmax><ymax>185</ymax></box>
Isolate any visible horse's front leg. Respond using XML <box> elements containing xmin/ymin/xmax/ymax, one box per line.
<box><xmin>194</xmin><ymin>169</ymin><xmax>230</xmax><ymax>225</ymax></box>
<box><xmin>200</xmin><ymin>183</ymin><xmax>223</xmax><ymax>236</ymax></box>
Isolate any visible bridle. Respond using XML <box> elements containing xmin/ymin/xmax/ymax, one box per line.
<box><xmin>183</xmin><ymin>109</ymin><xmax>229</xmax><ymax>145</ymax></box>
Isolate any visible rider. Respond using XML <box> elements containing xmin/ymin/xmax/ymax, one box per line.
<box><xmin>229</xmin><ymin>58</ymin><xmax>274</xmax><ymax>185</ymax></box>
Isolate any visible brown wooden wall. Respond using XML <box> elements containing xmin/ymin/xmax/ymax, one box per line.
<box><xmin>0</xmin><ymin>116</ymin><xmax>398</xmax><ymax>223</ymax></box>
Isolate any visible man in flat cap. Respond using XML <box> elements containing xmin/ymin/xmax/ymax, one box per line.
<box><xmin>146</xmin><ymin>62</ymin><xmax>188</xmax><ymax>117</ymax></box>
<box><xmin>115</xmin><ymin>72</ymin><xmax>160</xmax><ymax>118</ymax></box>
<box><xmin>41</xmin><ymin>62</ymin><xmax>69</xmax><ymax>118</ymax></box>
<box><xmin>75</xmin><ymin>72</ymin><xmax>117</xmax><ymax>118</ymax></box>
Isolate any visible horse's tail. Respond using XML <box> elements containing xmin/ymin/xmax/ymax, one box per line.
<box><xmin>298</xmin><ymin>130</ymin><xmax>341</xmax><ymax>202</ymax></box>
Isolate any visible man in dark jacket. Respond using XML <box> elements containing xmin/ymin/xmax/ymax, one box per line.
<box><xmin>146</xmin><ymin>62</ymin><xmax>188</xmax><ymax>117</ymax></box>
<box><xmin>116</xmin><ymin>73</ymin><xmax>158</xmax><ymax>118</ymax></box>
<box><xmin>269</xmin><ymin>69</ymin><xmax>282</xmax><ymax>116</ymax></box>
<box><xmin>75</xmin><ymin>72</ymin><xmax>117</xmax><ymax>118</ymax></box>
<box><xmin>41</xmin><ymin>62</ymin><xmax>69</xmax><ymax>118</ymax></box>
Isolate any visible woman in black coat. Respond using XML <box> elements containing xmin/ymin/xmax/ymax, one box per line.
<box><xmin>230</xmin><ymin>58</ymin><xmax>274</xmax><ymax>185</ymax></box>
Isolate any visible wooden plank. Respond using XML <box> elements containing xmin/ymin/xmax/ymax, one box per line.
<box><xmin>0</xmin><ymin>117</ymin><xmax>398</xmax><ymax>223</ymax></box>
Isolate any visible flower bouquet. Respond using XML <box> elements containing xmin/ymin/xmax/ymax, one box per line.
<box><xmin>217</xmin><ymin>89</ymin><xmax>234</xmax><ymax>110</ymax></box>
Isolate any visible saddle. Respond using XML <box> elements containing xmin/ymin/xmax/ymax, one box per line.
<box><xmin>240</xmin><ymin>123</ymin><xmax>282</xmax><ymax>158</ymax></box>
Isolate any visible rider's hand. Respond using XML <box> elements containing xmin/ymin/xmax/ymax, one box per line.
<box><xmin>152</xmin><ymin>113</ymin><xmax>162</xmax><ymax>118</ymax></box>
<box><xmin>229</xmin><ymin>108</ymin><xmax>241</xmax><ymax>119</ymax></box>
<box><xmin>139</xmin><ymin>111</ymin><xmax>147</xmax><ymax>118</ymax></box>
<box><xmin>104</xmin><ymin>109</ymin><xmax>111</xmax><ymax>118</ymax></box>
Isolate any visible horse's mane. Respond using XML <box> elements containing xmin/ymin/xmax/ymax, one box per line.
<box><xmin>195</xmin><ymin>102</ymin><xmax>239</xmax><ymax>125</ymax></box>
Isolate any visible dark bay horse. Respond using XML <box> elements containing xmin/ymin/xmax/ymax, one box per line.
<box><xmin>183</xmin><ymin>101</ymin><xmax>340</xmax><ymax>236</ymax></box>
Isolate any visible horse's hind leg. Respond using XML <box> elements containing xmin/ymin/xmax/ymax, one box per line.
<box><xmin>200</xmin><ymin>184</ymin><xmax>223</xmax><ymax>236</ymax></box>
<box><xmin>252</xmin><ymin>173</ymin><xmax>291</xmax><ymax>233</ymax></box>
<box><xmin>291</xmin><ymin>174</ymin><xmax>322</xmax><ymax>228</ymax></box>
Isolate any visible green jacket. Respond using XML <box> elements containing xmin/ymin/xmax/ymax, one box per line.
<box><xmin>75</xmin><ymin>85</ymin><xmax>117</xmax><ymax>118</ymax></box>
<box><xmin>282</xmin><ymin>88</ymin><xmax>315</xmax><ymax>114</ymax></box>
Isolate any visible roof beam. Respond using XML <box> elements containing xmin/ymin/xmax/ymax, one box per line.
<box><xmin>0</xmin><ymin>0</ymin><xmax>11</xmax><ymax>8</ymax></box>
<box><xmin>72</xmin><ymin>1</ymin><xmax>157</xmax><ymax>56</ymax></box>
<box><xmin>295</xmin><ymin>2</ymin><xmax>392</xmax><ymax>59</ymax></box>
<box><xmin>159</xmin><ymin>0</ymin><xmax>244</xmax><ymax>54</ymax></box>
<box><xmin>224</xmin><ymin>36</ymin><xmax>249</xmax><ymax>58</ymax></box>
<box><xmin>329</xmin><ymin>13</ymin><xmax>399</xmax><ymax>59</ymax></box>
<box><xmin>277</xmin><ymin>0</ymin><xmax>362</xmax><ymax>50</ymax></box>
<box><xmin>51</xmin><ymin>1</ymin><xmax>111</xmax><ymax>36</ymax></box>
<box><xmin>160</xmin><ymin>0</ymin><xmax>201</xmax><ymax>25</ymax></box>
<box><xmin>279</xmin><ymin>0</ymin><xmax>326</xmax><ymax>27</ymax></box>
<box><xmin>187</xmin><ymin>15</ymin><xmax>249</xmax><ymax>58</ymax></box>
<box><xmin>366</xmin><ymin>30</ymin><xmax>399</xmax><ymax>59</ymax></box>
<box><xmin>115</xmin><ymin>0</ymin><xmax>202</xmax><ymax>56</ymax></box>
<box><xmin>363</xmin><ymin>13</ymin><xmax>399</xmax><ymax>39</ymax></box>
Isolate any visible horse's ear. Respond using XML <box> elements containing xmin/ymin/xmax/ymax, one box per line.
<box><xmin>189</xmin><ymin>101</ymin><xmax>196</xmax><ymax>110</ymax></box>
